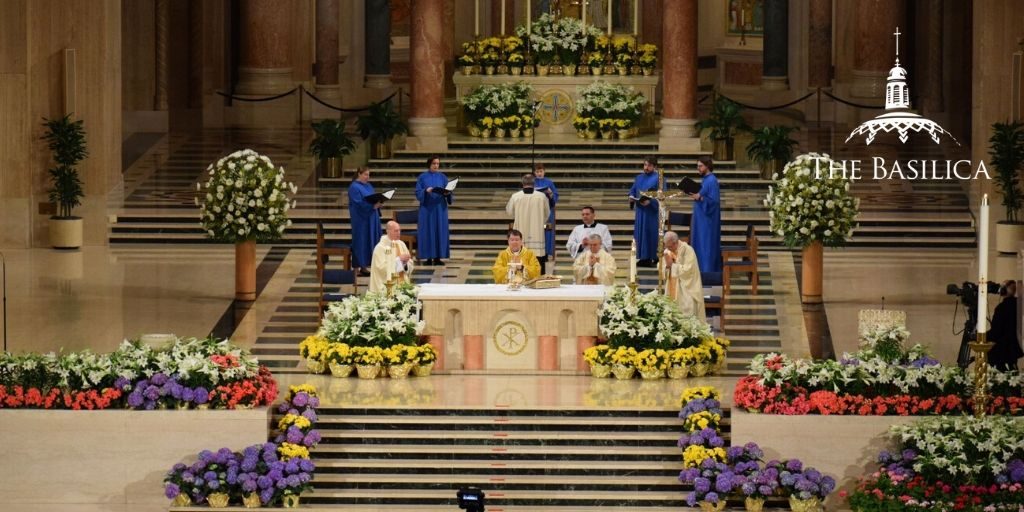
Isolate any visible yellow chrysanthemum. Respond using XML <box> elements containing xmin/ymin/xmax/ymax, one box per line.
<box><xmin>277</xmin><ymin>442</ymin><xmax>310</xmax><ymax>460</ymax></box>
<box><xmin>679</xmin><ymin>386</ymin><xmax>720</xmax><ymax>404</ymax></box>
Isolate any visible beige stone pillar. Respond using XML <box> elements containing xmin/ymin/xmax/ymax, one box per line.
<box><xmin>408</xmin><ymin>0</ymin><xmax>448</xmax><ymax>151</ymax></box>
<box><xmin>315</xmin><ymin>0</ymin><xmax>341</xmax><ymax>98</ymax></box>
<box><xmin>850</xmin><ymin>0</ymin><xmax>904</xmax><ymax>99</ymax></box>
<box><xmin>807</xmin><ymin>0</ymin><xmax>832</xmax><ymax>89</ymax></box>
<box><xmin>658</xmin><ymin>0</ymin><xmax>700</xmax><ymax>152</ymax></box>
<box><xmin>236</xmin><ymin>0</ymin><xmax>294</xmax><ymax>95</ymax></box>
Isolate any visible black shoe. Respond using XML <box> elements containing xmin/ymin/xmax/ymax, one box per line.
<box><xmin>434</xmin><ymin>259</ymin><xmax>445</xmax><ymax>266</ymax></box>
<box><xmin>357</xmin><ymin>268</ymin><xmax>371</xmax><ymax>277</ymax></box>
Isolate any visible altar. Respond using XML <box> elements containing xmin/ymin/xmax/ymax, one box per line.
<box><xmin>452</xmin><ymin>74</ymin><xmax>659</xmax><ymax>135</ymax></box>
<box><xmin>418</xmin><ymin>283</ymin><xmax>607</xmax><ymax>373</ymax></box>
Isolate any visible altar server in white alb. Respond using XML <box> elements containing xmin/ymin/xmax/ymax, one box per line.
<box><xmin>565</xmin><ymin>206</ymin><xmax>612</xmax><ymax>259</ymax></box>
<box><xmin>369</xmin><ymin>221</ymin><xmax>414</xmax><ymax>293</ymax></box>
<box><xmin>506</xmin><ymin>174</ymin><xmax>551</xmax><ymax>272</ymax></box>
<box><xmin>662</xmin><ymin>231</ymin><xmax>705</xmax><ymax>320</ymax></box>
<box><xmin>573</xmin><ymin>234</ymin><xmax>617</xmax><ymax>286</ymax></box>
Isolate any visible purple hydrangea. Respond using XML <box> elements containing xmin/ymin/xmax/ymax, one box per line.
<box><xmin>164</xmin><ymin>483</ymin><xmax>180</xmax><ymax>499</ymax></box>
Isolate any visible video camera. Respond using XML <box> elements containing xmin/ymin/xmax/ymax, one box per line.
<box><xmin>946</xmin><ymin>281</ymin><xmax>1001</xmax><ymax>306</ymax></box>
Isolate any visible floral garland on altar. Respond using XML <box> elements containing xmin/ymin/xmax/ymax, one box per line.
<box><xmin>764</xmin><ymin>153</ymin><xmax>859</xmax><ymax>248</ymax></box>
<box><xmin>459</xmin><ymin>82</ymin><xmax>539</xmax><ymax>137</ymax></box>
<box><xmin>198</xmin><ymin>149</ymin><xmax>297</xmax><ymax>243</ymax></box>
<box><xmin>845</xmin><ymin>416</ymin><xmax>1024</xmax><ymax>511</ymax></box>
<box><xmin>0</xmin><ymin>337</ymin><xmax>277</xmax><ymax>410</ymax></box>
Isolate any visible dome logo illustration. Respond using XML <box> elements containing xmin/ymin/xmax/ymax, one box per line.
<box><xmin>846</xmin><ymin>28</ymin><xmax>959</xmax><ymax>146</ymax></box>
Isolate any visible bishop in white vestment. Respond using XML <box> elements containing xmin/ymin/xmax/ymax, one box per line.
<box><xmin>662</xmin><ymin>231</ymin><xmax>705</xmax><ymax>320</ymax></box>
<box><xmin>573</xmin><ymin>234</ymin><xmax>616</xmax><ymax>285</ymax></box>
<box><xmin>369</xmin><ymin>221</ymin><xmax>414</xmax><ymax>293</ymax></box>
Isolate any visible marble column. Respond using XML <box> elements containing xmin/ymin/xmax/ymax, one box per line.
<box><xmin>236</xmin><ymin>0</ymin><xmax>294</xmax><ymax>95</ymax></box>
<box><xmin>761</xmin><ymin>0</ymin><xmax>788</xmax><ymax>90</ymax></box>
<box><xmin>916</xmin><ymin>0</ymin><xmax>944</xmax><ymax>114</ymax></box>
<box><xmin>408</xmin><ymin>0</ymin><xmax>448</xmax><ymax>151</ymax></box>
<box><xmin>850</xmin><ymin>0</ymin><xmax>904</xmax><ymax>98</ymax></box>
<box><xmin>658</xmin><ymin>0</ymin><xmax>700</xmax><ymax>152</ymax></box>
<box><xmin>154</xmin><ymin>0</ymin><xmax>169</xmax><ymax>110</ymax></box>
<box><xmin>807</xmin><ymin>0</ymin><xmax>832</xmax><ymax>89</ymax></box>
<box><xmin>364</xmin><ymin>0</ymin><xmax>393</xmax><ymax>88</ymax></box>
<box><xmin>314</xmin><ymin>0</ymin><xmax>342</xmax><ymax>98</ymax></box>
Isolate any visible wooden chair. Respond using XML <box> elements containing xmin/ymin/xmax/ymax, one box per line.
<box><xmin>316</xmin><ymin>222</ymin><xmax>351</xmax><ymax>279</ymax></box>
<box><xmin>665</xmin><ymin>211</ymin><xmax>691</xmax><ymax>243</ymax></box>
<box><xmin>319</xmin><ymin>269</ymin><xmax>358</xmax><ymax>319</ymax></box>
<box><xmin>701</xmin><ymin>271</ymin><xmax>724</xmax><ymax>329</ymax></box>
<box><xmin>722</xmin><ymin>224</ymin><xmax>758</xmax><ymax>296</ymax></box>
<box><xmin>393</xmin><ymin>210</ymin><xmax>418</xmax><ymax>261</ymax></box>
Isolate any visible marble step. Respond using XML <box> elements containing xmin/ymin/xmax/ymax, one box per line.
<box><xmin>313</xmin><ymin>473</ymin><xmax>682</xmax><ymax>486</ymax></box>
<box><xmin>314</xmin><ymin>458</ymin><xmax>683</xmax><ymax>473</ymax></box>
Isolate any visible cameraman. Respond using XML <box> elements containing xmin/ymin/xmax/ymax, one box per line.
<box><xmin>988</xmin><ymin>280</ymin><xmax>1023</xmax><ymax>371</ymax></box>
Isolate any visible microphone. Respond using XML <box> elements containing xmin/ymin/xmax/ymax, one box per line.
<box><xmin>532</xmin><ymin>100</ymin><xmax>542</xmax><ymax>112</ymax></box>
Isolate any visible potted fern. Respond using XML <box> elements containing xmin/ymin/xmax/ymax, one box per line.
<box><xmin>41</xmin><ymin>115</ymin><xmax>87</xmax><ymax>249</ymax></box>
<box><xmin>309</xmin><ymin>119</ymin><xmax>357</xmax><ymax>179</ymax></box>
<box><xmin>747</xmin><ymin>125</ymin><xmax>799</xmax><ymax>179</ymax></box>
<box><xmin>990</xmin><ymin>121</ymin><xmax>1024</xmax><ymax>253</ymax></box>
<box><xmin>695</xmin><ymin>95</ymin><xmax>749</xmax><ymax>161</ymax></box>
<box><xmin>356</xmin><ymin>100</ymin><xmax>408</xmax><ymax>160</ymax></box>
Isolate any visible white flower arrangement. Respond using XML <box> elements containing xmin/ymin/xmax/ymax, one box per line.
<box><xmin>764</xmin><ymin>152</ymin><xmax>859</xmax><ymax>248</ymax></box>
<box><xmin>516</xmin><ymin>13</ymin><xmax>602</xmax><ymax>64</ymax></box>
<box><xmin>576</xmin><ymin>81</ymin><xmax>647</xmax><ymax>121</ymax></box>
<box><xmin>320</xmin><ymin>283</ymin><xmax>425</xmax><ymax>347</ymax></box>
<box><xmin>460</xmin><ymin>82</ymin><xmax>535</xmax><ymax>121</ymax></box>
<box><xmin>197</xmin><ymin>149</ymin><xmax>297</xmax><ymax>243</ymax></box>
<box><xmin>892</xmin><ymin>416</ymin><xmax>1024</xmax><ymax>481</ymax></box>
<box><xmin>598</xmin><ymin>286</ymin><xmax>712</xmax><ymax>350</ymax></box>
<box><xmin>859</xmin><ymin>323</ymin><xmax>911</xmax><ymax>362</ymax></box>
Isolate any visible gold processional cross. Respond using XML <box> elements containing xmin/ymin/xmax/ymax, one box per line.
<box><xmin>640</xmin><ymin>166</ymin><xmax>684</xmax><ymax>295</ymax></box>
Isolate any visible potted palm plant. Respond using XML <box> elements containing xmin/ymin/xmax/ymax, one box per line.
<box><xmin>747</xmin><ymin>125</ymin><xmax>799</xmax><ymax>179</ymax></box>
<box><xmin>309</xmin><ymin>119</ymin><xmax>357</xmax><ymax>179</ymax></box>
<box><xmin>41</xmin><ymin>115</ymin><xmax>87</xmax><ymax>249</ymax></box>
<box><xmin>990</xmin><ymin>121</ymin><xmax>1024</xmax><ymax>253</ymax></box>
<box><xmin>356</xmin><ymin>100</ymin><xmax>409</xmax><ymax>160</ymax></box>
<box><xmin>695</xmin><ymin>95</ymin><xmax>749</xmax><ymax>161</ymax></box>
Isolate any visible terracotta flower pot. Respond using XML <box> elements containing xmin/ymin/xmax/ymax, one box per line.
<box><xmin>235</xmin><ymin>240</ymin><xmax>256</xmax><ymax>301</ymax></box>
<box><xmin>801</xmin><ymin>241</ymin><xmax>823</xmax><ymax>304</ymax></box>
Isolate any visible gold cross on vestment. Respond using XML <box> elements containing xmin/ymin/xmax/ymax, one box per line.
<box><xmin>639</xmin><ymin>166</ymin><xmax>686</xmax><ymax>295</ymax></box>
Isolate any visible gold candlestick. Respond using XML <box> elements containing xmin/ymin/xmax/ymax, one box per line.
<box><xmin>969</xmin><ymin>330</ymin><xmax>993</xmax><ymax>418</ymax></box>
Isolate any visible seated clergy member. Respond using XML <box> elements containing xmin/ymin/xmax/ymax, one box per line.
<box><xmin>369</xmin><ymin>221</ymin><xmax>414</xmax><ymax>293</ymax></box>
<box><xmin>565</xmin><ymin>206</ymin><xmax>612</xmax><ymax>259</ymax></box>
<box><xmin>662</xmin><ymin>231</ymin><xmax>705</xmax><ymax>319</ymax></box>
<box><xmin>573</xmin><ymin>234</ymin><xmax>617</xmax><ymax>285</ymax></box>
<box><xmin>492</xmin><ymin>229</ymin><xmax>541</xmax><ymax>284</ymax></box>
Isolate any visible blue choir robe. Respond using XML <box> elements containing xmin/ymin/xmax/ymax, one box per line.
<box><xmin>691</xmin><ymin>173</ymin><xmax>722</xmax><ymax>272</ymax></box>
<box><xmin>415</xmin><ymin>170</ymin><xmax>453</xmax><ymax>259</ymax></box>
<box><xmin>534</xmin><ymin>176</ymin><xmax>558</xmax><ymax>257</ymax></box>
<box><xmin>348</xmin><ymin>180</ymin><xmax>382</xmax><ymax>268</ymax></box>
<box><xmin>629</xmin><ymin>171</ymin><xmax>660</xmax><ymax>260</ymax></box>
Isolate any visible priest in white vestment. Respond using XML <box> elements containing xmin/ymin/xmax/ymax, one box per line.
<box><xmin>369</xmin><ymin>221</ymin><xmax>414</xmax><ymax>293</ymax></box>
<box><xmin>573</xmin><ymin>234</ymin><xmax>616</xmax><ymax>285</ymax></box>
<box><xmin>662</xmin><ymin>231</ymin><xmax>705</xmax><ymax>319</ymax></box>
<box><xmin>506</xmin><ymin>174</ymin><xmax>551</xmax><ymax>271</ymax></box>
<box><xmin>565</xmin><ymin>206</ymin><xmax>613</xmax><ymax>259</ymax></box>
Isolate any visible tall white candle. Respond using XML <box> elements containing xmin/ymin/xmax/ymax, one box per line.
<box><xmin>630</xmin><ymin>239</ymin><xmax>637</xmax><ymax>284</ymax></box>
<box><xmin>607</xmin><ymin>0</ymin><xmax>613</xmax><ymax>35</ymax></box>
<box><xmin>633</xmin><ymin>0</ymin><xmax>638</xmax><ymax>35</ymax></box>
<box><xmin>581</xmin><ymin>0</ymin><xmax>587</xmax><ymax>29</ymax></box>
<box><xmin>475</xmin><ymin>0</ymin><xmax>480</xmax><ymax>36</ymax></box>
<box><xmin>978</xmin><ymin>194</ymin><xmax>989</xmax><ymax>333</ymax></box>
<box><xmin>501</xmin><ymin>0</ymin><xmax>506</xmax><ymax>35</ymax></box>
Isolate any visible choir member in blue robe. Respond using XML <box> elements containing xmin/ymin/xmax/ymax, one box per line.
<box><xmin>689</xmin><ymin>156</ymin><xmax>722</xmax><ymax>272</ymax></box>
<box><xmin>415</xmin><ymin>155</ymin><xmax>453</xmax><ymax>265</ymax></box>
<box><xmin>533</xmin><ymin>163</ymin><xmax>558</xmax><ymax>265</ymax></box>
<box><xmin>348</xmin><ymin>168</ymin><xmax>382</xmax><ymax>276</ymax></box>
<box><xmin>629</xmin><ymin>156</ymin><xmax>660</xmax><ymax>265</ymax></box>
